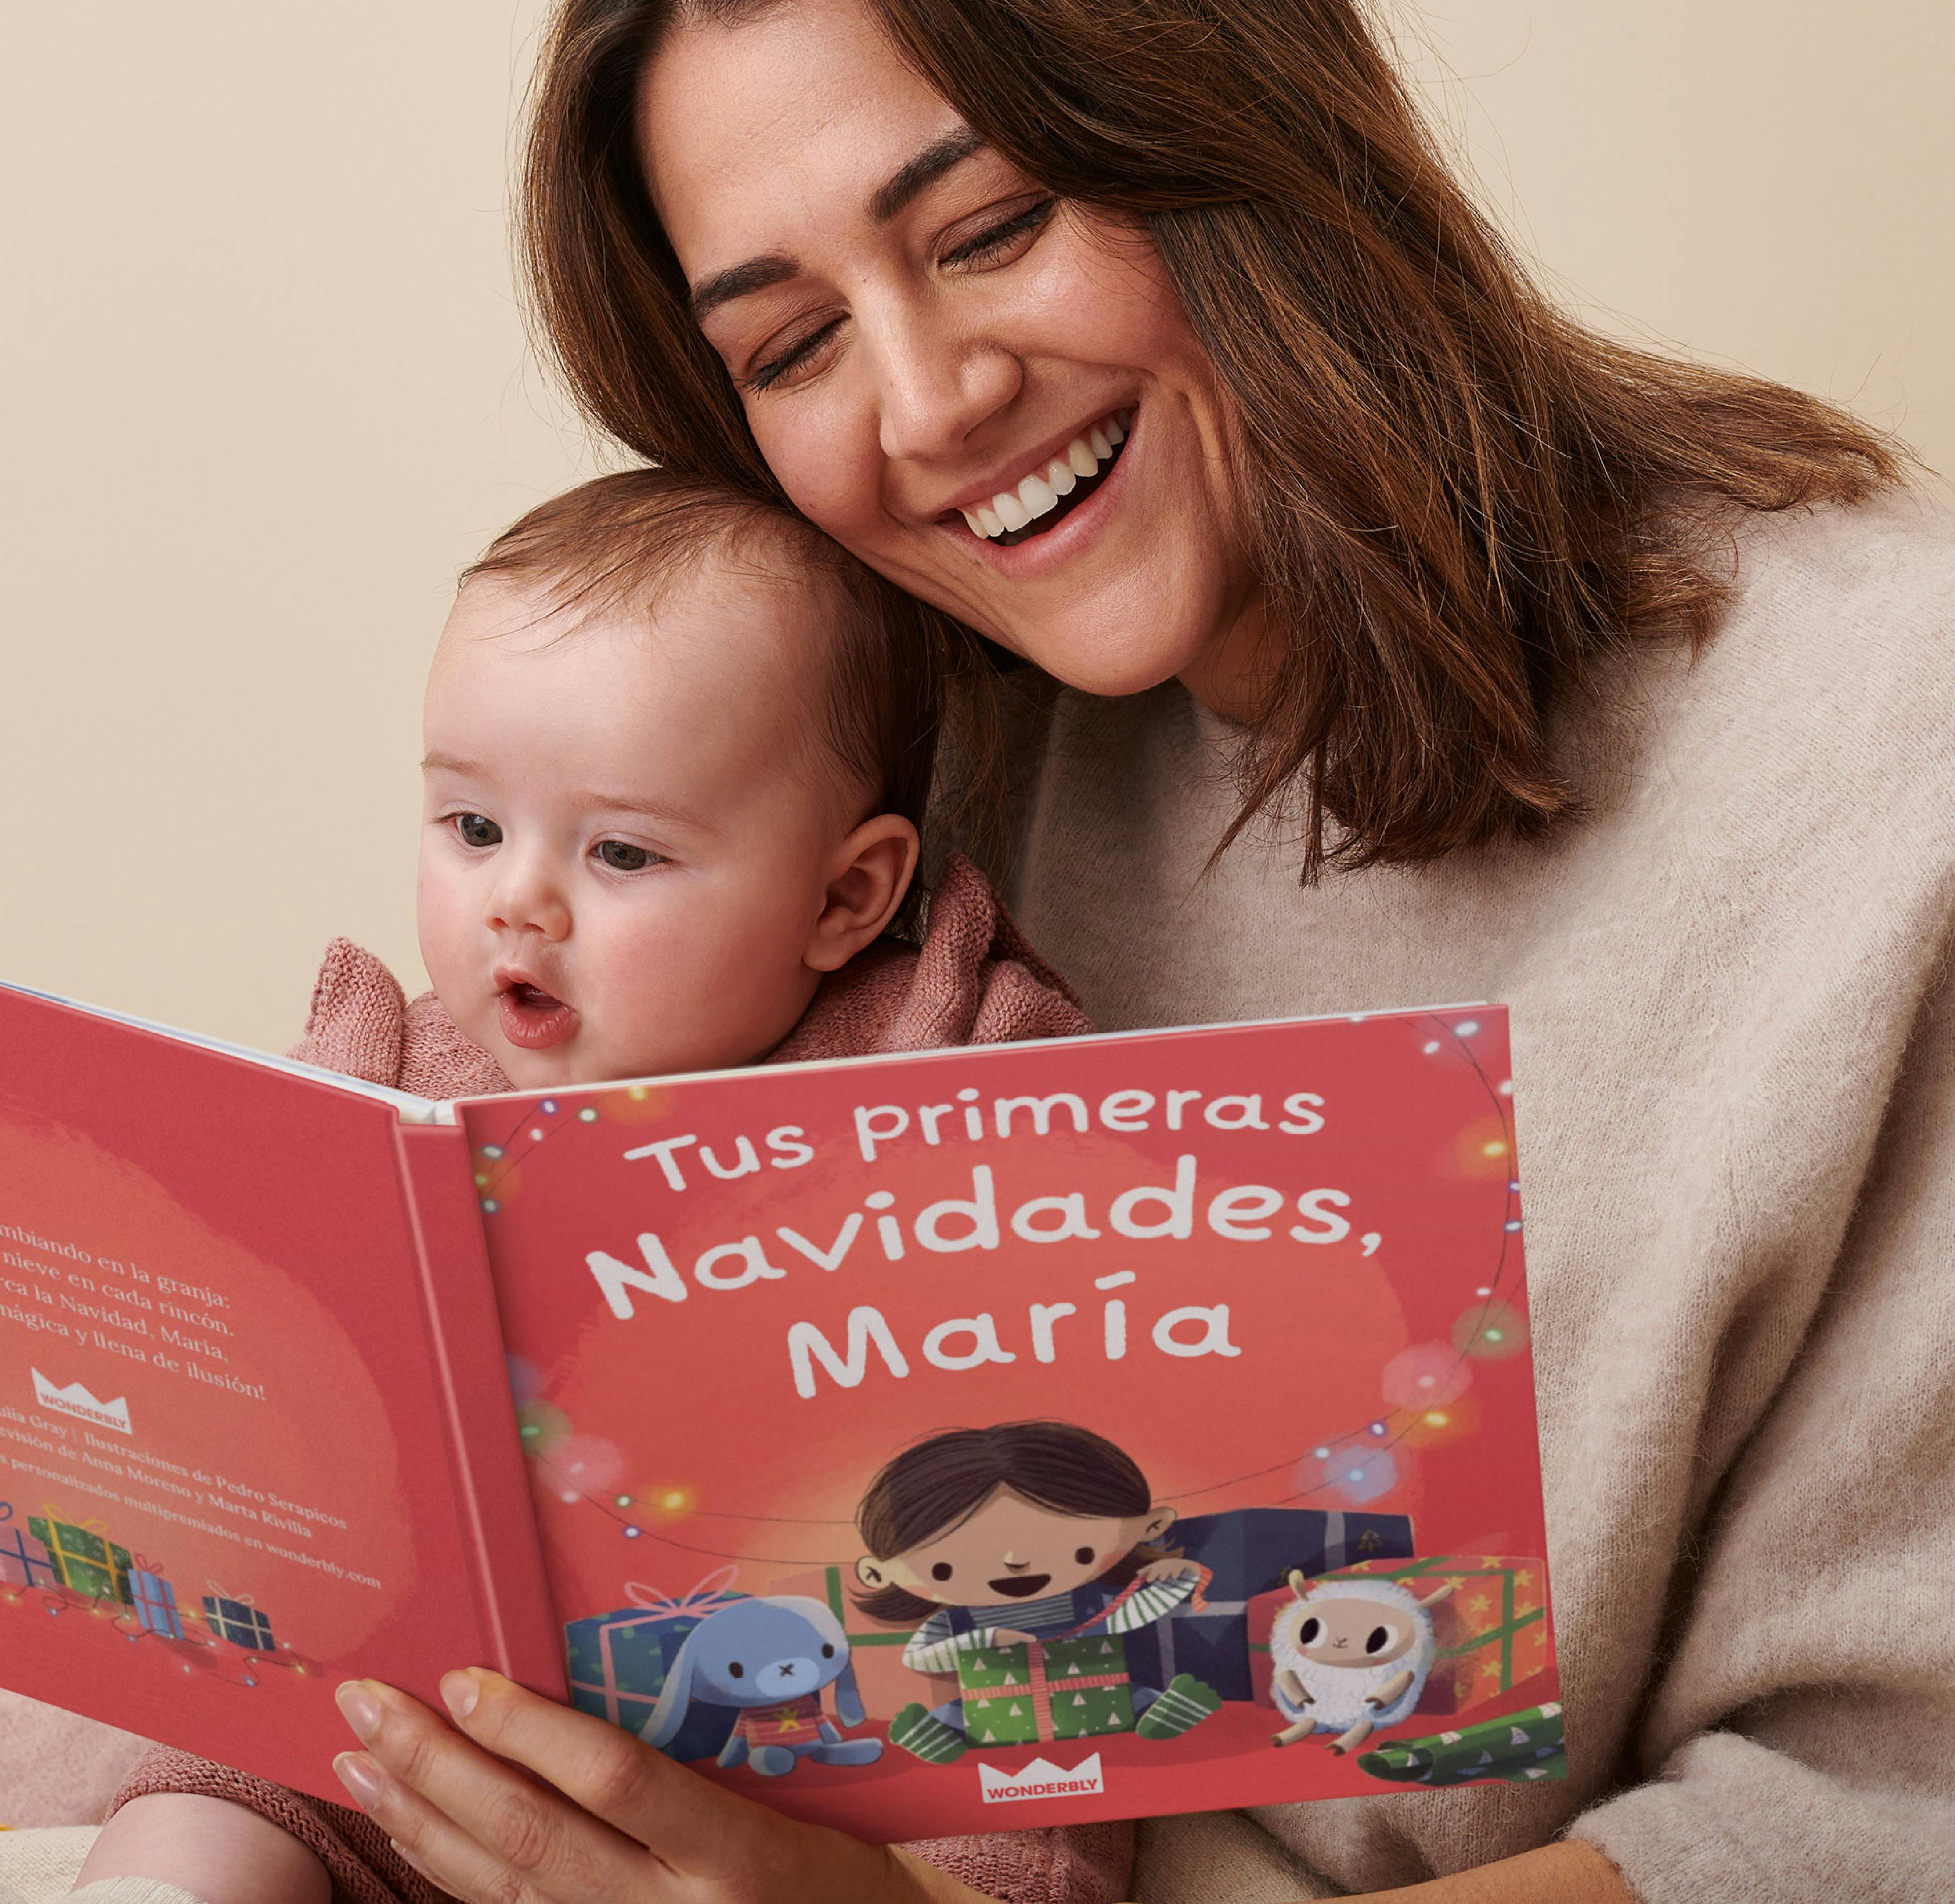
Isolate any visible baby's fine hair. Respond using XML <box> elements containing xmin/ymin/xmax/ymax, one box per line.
<box><xmin>464</xmin><ymin>468</ymin><xmax>953</xmax><ymax>925</ymax></box>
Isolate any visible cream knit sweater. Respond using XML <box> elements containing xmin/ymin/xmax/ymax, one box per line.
<box><xmin>997</xmin><ymin>488</ymin><xmax>1952</xmax><ymax>1904</ymax></box>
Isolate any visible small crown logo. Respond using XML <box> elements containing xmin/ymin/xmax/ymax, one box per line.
<box><xmin>31</xmin><ymin>1368</ymin><xmax>132</xmax><ymax>1433</ymax></box>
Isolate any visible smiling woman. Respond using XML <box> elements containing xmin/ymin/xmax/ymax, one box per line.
<box><xmin>487</xmin><ymin>5</ymin><xmax>1947</xmax><ymax>1903</ymax></box>
<box><xmin>524</xmin><ymin>0</ymin><xmax>1898</xmax><ymax>875</ymax></box>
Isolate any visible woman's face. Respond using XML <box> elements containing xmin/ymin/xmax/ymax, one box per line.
<box><xmin>639</xmin><ymin>0</ymin><xmax>1258</xmax><ymax>700</ymax></box>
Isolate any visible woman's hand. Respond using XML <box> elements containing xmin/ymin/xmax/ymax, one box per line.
<box><xmin>1135</xmin><ymin>1557</ymin><xmax>1202</xmax><ymax>1584</ymax></box>
<box><xmin>332</xmin><ymin>1670</ymin><xmax>995</xmax><ymax>1904</ymax></box>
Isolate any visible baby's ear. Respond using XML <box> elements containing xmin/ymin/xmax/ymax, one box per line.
<box><xmin>855</xmin><ymin>1555</ymin><xmax>889</xmax><ymax>1588</ymax></box>
<box><xmin>805</xmin><ymin>816</ymin><xmax>920</xmax><ymax>973</ymax></box>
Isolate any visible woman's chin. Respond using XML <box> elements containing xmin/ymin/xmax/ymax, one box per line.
<box><xmin>1015</xmin><ymin>624</ymin><xmax>1212</xmax><ymax>701</ymax></box>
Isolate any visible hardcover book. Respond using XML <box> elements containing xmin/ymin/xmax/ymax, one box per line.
<box><xmin>0</xmin><ymin>980</ymin><xmax>1559</xmax><ymax>1834</ymax></box>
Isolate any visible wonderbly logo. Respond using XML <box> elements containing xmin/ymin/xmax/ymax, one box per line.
<box><xmin>977</xmin><ymin>1753</ymin><xmax>1105</xmax><ymax>1804</ymax></box>
<box><xmin>31</xmin><ymin>1368</ymin><xmax>131</xmax><ymax>1434</ymax></box>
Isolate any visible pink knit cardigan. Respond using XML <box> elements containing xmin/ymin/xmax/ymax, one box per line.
<box><xmin>108</xmin><ymin>857</ymin><xmax>1129</xmax><ymax>1904</ymax></box>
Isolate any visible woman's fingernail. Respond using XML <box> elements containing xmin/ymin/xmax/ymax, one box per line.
<box><xmin>334</xmin><ymin>1751</ymin><xmax>385</xmax><ymax>1813</ymax></box>
<box><xmin>441</xmin><ymin>1670</ymin><xmax>479</xmax><ymax>1720</ymax></box>
<box><xmin>336</xmin><ymin>1680</ymin><xmax>384</xmax><ymax>1740</ymax></box>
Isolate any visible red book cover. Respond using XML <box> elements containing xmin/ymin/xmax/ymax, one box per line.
<box><xmin>465</xmin><ymin>1003</ymin><xmax>1559</xmax><ymax>1836</ymax></box>
<box><xmin>0</xmin><ymin>983</ymin><xmax>562</xmax><ymax>1803</ymax></box>
<box><xmin>0</xmin><ymin>981</ymin><xmax>1559</xmax><ymax>1830</ymax></box>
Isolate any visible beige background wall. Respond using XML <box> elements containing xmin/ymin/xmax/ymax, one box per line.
<box><xmin>4</xmin><ymin>0</ymin><xmax>1949</xmax><ymax>1055</ymax></box>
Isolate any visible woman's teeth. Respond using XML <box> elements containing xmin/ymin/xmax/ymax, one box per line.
<box><xmin>961</xmin><ymin>411</ymin><xmax>1130</xmax><ymax>542</ymax></box>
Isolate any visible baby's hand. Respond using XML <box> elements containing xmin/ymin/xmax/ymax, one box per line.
<box><xmin>1137</xmin><ymin>1557</ymin><xmax>1201</xmax><ymax>1584</ymax></box>
<box><xmin>986</xmin><ymin>1627</ymin><xmax>1041</xmax><ymax>1647</ymax></box>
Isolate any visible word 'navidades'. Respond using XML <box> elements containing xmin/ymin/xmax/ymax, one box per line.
<box><xmin>587</xmin><ymin>1158</ymin><xmax>1357</xmax><ymax>1314</ymax></box>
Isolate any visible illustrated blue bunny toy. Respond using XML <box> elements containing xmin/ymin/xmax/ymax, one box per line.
<box><xmin>639</xmin><ymin>1594</ymin><xmax>885</xmax><ymax>1776</ymax></box>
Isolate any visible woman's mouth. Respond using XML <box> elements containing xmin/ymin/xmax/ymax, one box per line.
<box><xmin>957</xmin><ymin>411</ymin><xmax>1131</xmax><ymax>549</ymax></box>
<box><xmin>497</xmin><ymin>980</ymin><xmax>579</xmax><ymax>1051</ymax></box>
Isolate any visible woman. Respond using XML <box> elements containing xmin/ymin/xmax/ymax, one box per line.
<box><xmin>99</xmin><ymin>0</ymin><xmax>1949</xmax><ymax>1899</ymax></box>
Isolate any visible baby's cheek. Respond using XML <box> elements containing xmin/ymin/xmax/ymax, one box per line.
<box><xmin>416</xmin><ymin>869</ymin><xmax>478</xmax><ymax>1011</ymax></box>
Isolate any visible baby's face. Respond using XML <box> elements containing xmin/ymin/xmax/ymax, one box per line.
<box><xmin>417</xmin><ymin>553</ymin><xmax>873</xmax><ymax>1087</ymax></box>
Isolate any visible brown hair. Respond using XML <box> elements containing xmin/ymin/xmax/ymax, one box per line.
<box><xmin>518</xmin><ymin>0</ymin><xmax>1904</xmax><ymax>876</ymax></box>
<box><xmin>854</xmin><ymin>1420</ymin><xmax>1175</xmax><ymax>1623</ymax></box>
<box><xmin>465</xmin><ymin>466</ymin><xmax>951</xmax><ymax>928</ymax></box>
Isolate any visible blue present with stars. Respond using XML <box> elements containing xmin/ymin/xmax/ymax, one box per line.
<box><xmin>132</xmin><ymin>1569</ymin><xmax>183</xmax><ymax>1640</ymax></box>
<box><xmin>201</xmin><ymin>1593</ymin><xmax>275</xmax><ymax>1651</ymax></box>
<box><xmin>1125</xmin><ymin>1507</ymin><xmax>1415</xmax><ymax>1702</ymax></box>
<box><xmin>564</xmin><ymin>1575</ymin><xmax>743</xmax><ymax>1763</ymax></box>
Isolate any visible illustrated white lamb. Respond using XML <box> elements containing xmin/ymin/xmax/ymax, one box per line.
<box><xmin>1267</xmin><ymin>1569</ymin><xmax>1454</xmax><ymax>1754</ymax></box>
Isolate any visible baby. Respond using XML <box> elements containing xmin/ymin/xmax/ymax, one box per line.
<box><xmin>73</xmin><ymin>468</ymin><xmax>1091</xmax><ymax>1904</ymax></box>
<box><xmin>273</xmin><ymin>465</ymin><xmax>1082</xmax><ymax>1100</ymax></box>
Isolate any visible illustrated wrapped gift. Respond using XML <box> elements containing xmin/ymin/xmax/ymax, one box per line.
<box><xmin>28</xmin><ymin>1510</ymin><xmax>134</xmax><ymax>1603</ymax></box>
<box><xmin>1357</xmin><ymin>1701</ymin><xmax>1565</xmax><ymax>1786</ymax></box>
<box><xmin>201</xmin><ymin>1593</ymin><xmax>275</xmax><ymax>1651</ymax></box>
<box><xmin>1126</xmin><ymin>1506</ymin><xmax>1416</xmax><ymax>1702</ymax></box>
<box><xmin>563</xmin><ymin>1573</ymin><xmax>743</xmax><ymax>1764</ymax></box>
<box><xmin>0</xmin><ymin>1521</ymin><xmax>58</xmax><ymax>1590</ymax></box>
<box><xmin>958</xmin><ymin>1634</ymin><xmax>1136</xmax><ymax>1746</ymax></box>
<box><xmin>1248</xmin><ymin>1554</ymin><xmax>1551</xmax><ymax>1721</ymax></box>
<box><xmin>131</xmin><ymin>1567</ymin><xmax>184</xmax><ymax>1640</ymax></box>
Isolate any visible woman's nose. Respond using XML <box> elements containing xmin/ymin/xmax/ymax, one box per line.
<box><xmin>486</xmin><ymin>853</ymin><xmax>570</xmax><ymax>941</ymax></box>
<box><xmin>866</xmin><ymin>298</ymin><xmax>1021</xmax><ymax>465</ymax></box>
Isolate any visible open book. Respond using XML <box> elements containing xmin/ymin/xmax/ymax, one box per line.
<box><xmin>0</xmin><ymin>980</ymin><xmax>1560</xmax><ymax>1835</ymax></box>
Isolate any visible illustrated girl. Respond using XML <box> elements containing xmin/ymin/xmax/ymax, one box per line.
<box><xmin>852</xmin><ymin>1420</ymin><xmax>1222</xmax><ymax>1763</ymax></box>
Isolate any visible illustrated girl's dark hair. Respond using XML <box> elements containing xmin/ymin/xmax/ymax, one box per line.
<box><xmin>517</xmin><ymin>0</ymin><xmax>1903</xmax><ymax>879</ymax></box>
<box><xmin>853</xmin><ymin>1420</ymin><xmax>1175</xmax><ymax>1624</ymax></box>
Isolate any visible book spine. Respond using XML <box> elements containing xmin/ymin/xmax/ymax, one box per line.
<box><xmin>392</xmin><ymin>1119</ymin><xmax>567</xmax><ymax>1700</ymax></box>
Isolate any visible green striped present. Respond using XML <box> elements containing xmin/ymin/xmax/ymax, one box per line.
<box><xmin>1357</xmin><ymin>1702</ymin><xmax>1565</xmax><ymax>1786</ymax></box>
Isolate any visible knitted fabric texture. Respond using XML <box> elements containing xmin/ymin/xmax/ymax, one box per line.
<box><xmin>289</xmin><ymin>852</ymin><xmax>1088</xmax><ymax>1096</ymax></box>
<box><xmin>109</xmin><ymin>854</ymin><xmax>1112</xmax><ymax>1904</ymax></box>
<box><xmin>68</xmin><ymin>1880</ymin><xmax>211</xmax><ymax>1904</ymax></box>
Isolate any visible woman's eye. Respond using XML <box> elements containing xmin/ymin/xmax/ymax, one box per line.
<box><xmin>930</xmin><ymin>1561</ymin><xmax>954</xmax><ymax>1581</ymax></box>
<box><xmin>941</xmin><ymin>197</ymin><xmax>1056</xmax><ymax>272</ymax></box>
<box><xmin>1074</xmin><ymin>1546</ymin><xmax>1095</xmax><ymax>1565</ymax></box>
<box><xmin>594</xmin><ymin>839</ymin><xmax>659</xmax><ymax>871</ymax></box>
<box><xmin>1365</xmin><ymin>1625</ymin><xmax>1393</xmax><ymax>1655</ymax></box>
<box><xmin>747</xmin><ymin>317</ymin><xmax>844</xmax><ymax>393</ymax></box>
<box><xmin>453</xmin><ymin>813</ymin><xmax>501</xmax><ymax>848</ymax></box>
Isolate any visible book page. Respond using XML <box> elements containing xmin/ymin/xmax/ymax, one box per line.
<box><xmin>0</xmin><ymin>985</ymin><xmax>552</xmax><ymax>1800</ymax></box>
<box><xmin>464</xmin><ymin>1006</ymin><xmax>1559</xmax><ymax>1837</ymax></box>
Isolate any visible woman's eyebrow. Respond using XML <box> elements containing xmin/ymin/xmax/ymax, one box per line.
<box><xmin>688</xmin><ymin>253</ymin><xmax>798</xmax><ymax>323</ymax></box>
<box><xmin>870</xmin><ymin>125</ymin><xmax>984</xmax><ymax>223</ymax></box>
<box><xmin>686</xmin><ymin>127</ymin><xmax>986</xmax><ymax>322</ymax></box>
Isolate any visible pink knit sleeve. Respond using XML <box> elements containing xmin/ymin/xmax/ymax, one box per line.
<box><xmin>287</xmin><ymin>940</ymin><xmax>408</xmax><ymax>1089</ymax></box>
<box><xmin>109</xmin><ymin>1749</ymin><xmax>1134</xmax><ymax>1904</ymax></box>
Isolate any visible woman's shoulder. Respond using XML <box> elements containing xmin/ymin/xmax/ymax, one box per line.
<box><xmin>1707</xmin><ymin>482</ymin><xmax>1950</xmax><ymax>716</ymax></box>
<box><xmin>1575</xmin><ymin>484</ymin><xmax>1950</xmax><ymax>835</ymax></box>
